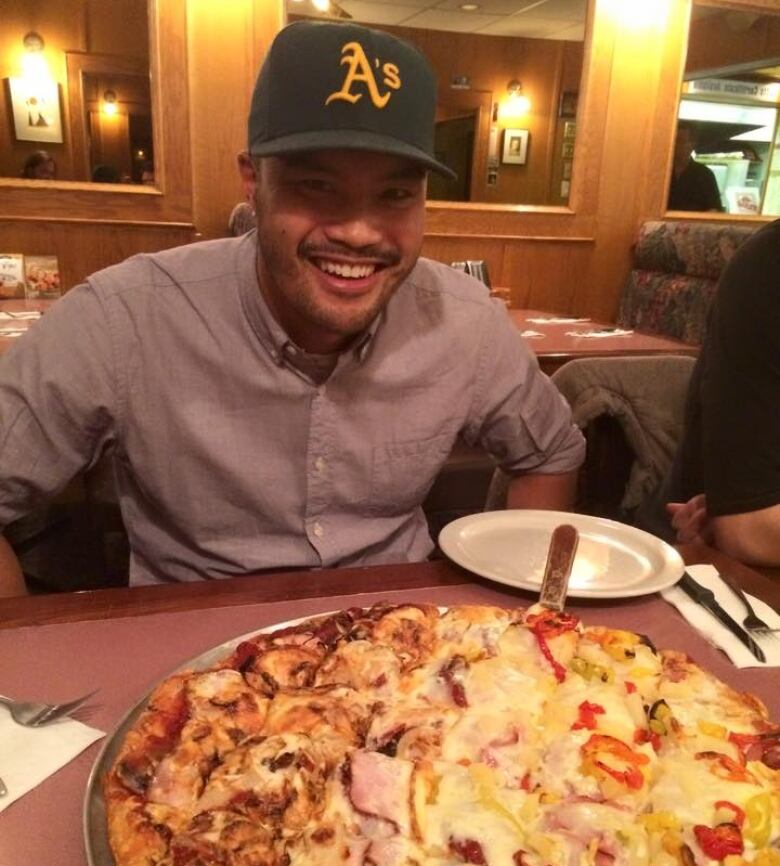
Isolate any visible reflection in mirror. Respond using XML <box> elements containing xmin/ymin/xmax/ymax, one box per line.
<box><xmin>287</xmin><ymin>0</ymin><xmax>587</xmax><ymax>206</ymax></box>
<box><xmin>670</xmin><ymin>2</ymin><xmax>780</xmax><ymax>216</ymax></box>
<box><xmin>0</xmin><ymin>0</ymin><xmax>153</xmax><ymax>186</ymax></box>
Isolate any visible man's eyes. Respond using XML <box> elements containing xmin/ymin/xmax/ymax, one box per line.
<box><xmin>381</xmin><ymin>187</ymin><xmax>417</xmax><ymax>202</ymax></box>
<box><xmin>297</xmin><ymin>178</ymin><xmax>334</xmax><ymax>193</ymax></box>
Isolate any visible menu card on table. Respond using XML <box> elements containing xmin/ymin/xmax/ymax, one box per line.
<box><xmin>24</xmin><ymin>255</ymin><xmax>62</xmax><ymax>299</ymax></box>
<box><xmin>0</xmin><ymin>254</ymin><xmax>26</xmax><ymax>299</ymax></box>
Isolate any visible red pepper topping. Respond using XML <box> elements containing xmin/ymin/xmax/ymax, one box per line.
<box><xmin>525</xmin><ymin>609</ymin><xmax>580</xmax><ymax>637</ymax></box>
<box><xmin>572</xmin><ymin>701</ymin><xmax>606</xmax><ymax>731</ymax></box>
<box><xmin>714</xmin><ymin>800</ymin><xmax>746</xmax><ymax>828</ymax></box>
<box><xmin>693</xmin><ymin>824</ymin><xmax>743</xmax><ymax>859</ymax></box>
<box><xmin>633</xmin><ymin>728</ymin><xmax>661</xmax><ymax>752</ymax></box>
<box><xmin>519</xmin><ymin>772</ymin><xmax>533</xmax><ymax>791</ymax></box>
<box><xmin>450</xmin><ymin>838</ymin><xmax>487</xmax><ymax>864</ymax></box>
<box><xmin>534</xmin><ymin>632</ymin><xmax>567</xmax><ymax>683</ymax></box>
<box><xmin>695</xmin><ymin>751</ymin><xmax>754</xmax><ymax>783</ymax></box>
<box><xmin>581</xmin><ymin>734</ymin><xmax>649</xmax><ymax>790</ymax></box>
<box><xmin>624</xmin><ymin>681</ymin><xmax>637</xmax><ymax>694</ymax></box>
<box><xmin>525</xmin><ymin>610</ymin><xmax>578</xmax><ymax>683</ymax></box>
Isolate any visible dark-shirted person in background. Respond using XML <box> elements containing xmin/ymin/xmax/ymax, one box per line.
<box><xmin>650</xmin><ymin>220</ymin><xmax>780</xmax><ymax>567</ymax></box>
<box><xmin>668</xmin><ymin>124</ymin><xmax>723</xmax><ymax>212</ymax></box>
<box><xmin>0</xmin><ymin>21</ymin><xmax>584</xmax><ymax>596</ymax></box>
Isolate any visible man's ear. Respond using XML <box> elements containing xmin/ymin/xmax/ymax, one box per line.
<box><xmin>236</xmin><ymin>151</ymin><xmax>257</xmax><ymax>202</ymax></box>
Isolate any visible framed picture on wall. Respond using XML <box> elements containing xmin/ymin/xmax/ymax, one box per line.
<box><xmin>7</xmin><ymin>77</ymin><xmax>64</xmax><ymax>144</ymax></box>
<box><xmin>502</xmin><ymin>128</ymin><xmax>529</xmax><ymax>164</ymax></box>
<box><xmin>559</xmin><ymin>90</ymin><xmax>578</xmax><ymax>119</ymax></box>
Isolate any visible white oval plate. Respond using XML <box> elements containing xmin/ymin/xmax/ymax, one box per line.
<box><xmin>439</xmin><ymin>510</ymin><xmax>684</xmax><ymax>599</ymax></box>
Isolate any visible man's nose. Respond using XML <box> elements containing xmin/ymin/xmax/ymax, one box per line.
<box><xmin>323</xmin><ymin>206</ymin><xmax>384</xmax><ymax>250</ymax></box>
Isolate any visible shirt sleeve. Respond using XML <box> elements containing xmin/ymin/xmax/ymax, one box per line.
<box><xmin>700</xmin><ymin>224</ymin><xmax>780</xmax><ymax>516</ymax></box>
<box><xmin>0</xmin><ymin>283</ymin><xmax>118</xmax><ymax>528</ymax></box>
<box><xmin>464</xmin><ymin>300</ymin><xmax>585</xmax><ymax>475</ymax></box>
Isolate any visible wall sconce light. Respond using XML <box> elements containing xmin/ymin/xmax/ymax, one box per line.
<box><xmin>102</xmin><ymin>89</ymin><xmax>118</xmax><ymax>116</ymax></box>
<box><xmin>498</xmin><ymin>79</ymin><xmax>531</xmax><ymax>122</ymax></box>
<box><xmin>21</xmin><ymin>31</ymin><xmax>50</xmax><ymax>87</ymax></box>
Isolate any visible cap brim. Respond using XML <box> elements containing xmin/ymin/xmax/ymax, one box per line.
<box><xmin>249</xmin><ymin>129</ymin><xmax>457</xmax><ymax>180</ymax></box>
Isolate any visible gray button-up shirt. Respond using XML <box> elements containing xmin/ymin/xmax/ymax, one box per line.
<box><xmin>0</xmin><ymin>234</ymin><xmax>584</xmax><ymax>585</ymax></box>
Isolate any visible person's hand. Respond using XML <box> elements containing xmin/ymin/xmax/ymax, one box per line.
<box><xmin>666</xmin><ymin>493</ymin><xmax>713</xmax><ymax>544</ymax></box>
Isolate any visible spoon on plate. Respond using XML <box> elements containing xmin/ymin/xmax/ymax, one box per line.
<box><xmin>539</xmin><ymin>524</ymin><xmax>579</xmax><ymax>611</ymax></box>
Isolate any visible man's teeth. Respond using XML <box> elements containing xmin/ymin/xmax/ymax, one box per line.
<box><xmin>316</xmin><ymin>260</ymin><xmax>376</xmax><ymax>279</ymax></box>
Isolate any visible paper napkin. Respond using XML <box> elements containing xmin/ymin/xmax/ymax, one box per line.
<box><xmin>661</xmin><ymin>564</ymin><xmax>780</xmax><ymax>668</ymax></box>
<box><xmin>527</xmin><ymin>316</ymin><xmax>591</xmax><ymax>324</ymax></box>
<box><xmin>0</xmin><ymin>708</ymin><xmax>104</xmax><ymax>811</ymax></box>
<box><xmin>565</xmin><ymin>328</ymin><xmax>634</xmax><ymax>338</ymax></box>
<box><xmin>0</xmin><ymin>311</ymin><xmax>40</xmax><ymax>321</ymax></box>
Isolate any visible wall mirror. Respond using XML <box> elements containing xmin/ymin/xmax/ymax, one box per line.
<box><xmin>669</xmin><ymin>1</ymin><xmax>780</xmax><ymax>216</ymax></box>
<box><xmin>288</xmin><ymin>0</ymin><xmax>588</xmax><ymax>207</ymax></box>
<box><xmin>0</xmin><ymin>0</ymin><xmax>154</xmax><ymax>187</ymax></box>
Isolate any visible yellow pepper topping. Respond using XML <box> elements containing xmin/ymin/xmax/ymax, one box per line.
<box><xmin>697</xmin><ymin>720</ymin><xmax>727</xmax><ymax>738</ymax></box>
<box><xmin>744</xmin><ymin>792</ymin><xmax>773</xmax><ymax>848</ymax></box>
<box><xmin>641</xmin><ymin>811</ymin><xmax>681</xmax><ymax>832</ymax></box>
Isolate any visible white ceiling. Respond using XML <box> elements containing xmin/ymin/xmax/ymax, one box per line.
<box><xmin>287</xmin><ymin>0</ymin><xmax>587</xmax><ymax>40</ymax></box>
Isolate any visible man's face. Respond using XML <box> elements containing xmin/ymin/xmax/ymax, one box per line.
<box><xmin>248</xmin><ymin>149</ymin><xmax>427</xmax><ymax>354</ymax></box>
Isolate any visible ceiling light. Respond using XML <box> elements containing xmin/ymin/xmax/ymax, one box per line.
<box><xmin>460</xmin><ymin>3</ymin><xmax>480</xmax><ymax>10</ymax></box>
<box><xmin>311</xmin><ymin>0</ymin><xmax>330</xmax><ymax>10</ymax></box>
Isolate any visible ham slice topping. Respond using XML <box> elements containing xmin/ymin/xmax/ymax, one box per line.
<box><xmin>348</xmin><ymin>750</ymin><xmax>413</xmax><ymax>835</ymax></box>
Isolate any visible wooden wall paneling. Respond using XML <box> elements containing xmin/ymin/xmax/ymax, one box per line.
<box><xmin>500</xmin><ymin>239</ymin><xmax>594</xmax><ymax>310</ymax></box>
<box><xmin>186</xmin><ymin>0</ymin><xmax>285</xmax><ymax>240</ymax></box>
<box><xmin>0</xmin><ymin>220</ymin><xmax>194</xmax><ymax>290</ymax></box>
<box><xmin>420</xmin><ymin>236</ymin><xmax>508</xmax><ymax>284</ymax></box>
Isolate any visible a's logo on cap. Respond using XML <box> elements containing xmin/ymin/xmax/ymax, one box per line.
<box><xmin>325</xmin><ymin>41</ymin><xmax>401</xmax><ymax>109</ymax></box>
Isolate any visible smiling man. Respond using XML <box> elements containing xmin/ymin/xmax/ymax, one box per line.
<box><xmin>0</xmin><ymin>21</ymin><xmax>584</xmax><ymax>596</ymax></box>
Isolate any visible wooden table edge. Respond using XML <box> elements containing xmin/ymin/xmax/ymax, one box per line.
<box><xmin>0</xmin><ymin>542</ymin><xmax>775</xmax><ymax>629</ymax></box>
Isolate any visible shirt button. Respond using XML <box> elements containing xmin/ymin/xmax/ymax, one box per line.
<box><xmin>314</xmin><ymin>456</ymin><xmax>326</xmax><ymax>473</ymax></box>
<box><xmin>312</xmin><ymin>522</ymin><xmax>324</xmax><ymax>538</ymax></box>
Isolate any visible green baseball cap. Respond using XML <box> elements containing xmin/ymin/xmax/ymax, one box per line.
<box><xmin>248</xmin><ymin>20</ymin><xmax>456</xmax><ymax>179</ymax></box>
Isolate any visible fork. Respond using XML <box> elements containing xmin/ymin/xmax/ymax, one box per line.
<box><xmin>0</xmin><ymin>689</ymin><xmax>98</xmax><ymax>727</ymax></box>
<box><xmin>719</xmin><ymin>573</ymin><xmax>780</xmax><ymax>638</ymax></box>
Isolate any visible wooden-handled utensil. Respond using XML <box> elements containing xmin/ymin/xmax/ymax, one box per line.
<box><xmin>539</xmin><ymin>524</ymin><xmax>579</xmax><ymax>611</ymax></box>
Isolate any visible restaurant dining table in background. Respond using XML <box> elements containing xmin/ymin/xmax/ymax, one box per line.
<box><xmin>0</xmin><ymin>298</ymin><xmax>53</xmax><ymax>356</ymax></box>
<box><xmin>509</xmin><ymin>308</ymin><xmax>699</xmax><ymax>375</ymax></box>
<box><xmin>0</xmin><ymin>542</ymin><xmax>777</xmax><ymax>866</ymax></box>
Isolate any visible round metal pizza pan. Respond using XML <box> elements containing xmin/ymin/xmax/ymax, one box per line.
<box><xmin>83</xmin><ymin>613</ymin><xmax>319</xmax><ymax>866</ymax></box>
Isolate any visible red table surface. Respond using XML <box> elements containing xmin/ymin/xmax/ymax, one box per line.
<box><xmin>1</xmin><ymin>578</ymin><xmax>777</xmax><ymax>866</ymax></box>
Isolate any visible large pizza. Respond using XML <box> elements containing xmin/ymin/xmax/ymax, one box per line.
<box><xmin>104</xmin><ymin>603</ymin><xmax>780</xmax><ymax>866</ymax></box>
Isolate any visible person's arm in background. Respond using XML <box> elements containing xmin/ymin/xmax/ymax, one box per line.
<box><xmin>668</xmin><ymin>222</ymin><xmax>780</xmax><ymax>567</ymax></box>
<box><xmin>0</xmin><ymin>535</ymin><xmax>25</xmax><ymax>598</ymax></box>
<box><xmin>506</xmin><ymin>470</ymin><xmax>578</xmax><ymax>511</ymax></box>
<box><xmin>712</xmin><ymin>505</ymin><xmax>780</xmax><ymax>567</ymax></box>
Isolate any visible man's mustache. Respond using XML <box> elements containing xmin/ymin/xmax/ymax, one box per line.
<box><xmin>299</xmin><ymin>242</ymin><xmax>400</xmax><ymax>267</ymax></box>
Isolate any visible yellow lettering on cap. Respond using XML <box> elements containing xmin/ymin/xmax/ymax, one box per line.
<box><xmin>325</xmin><ymin>41</ymin><xmax>401</xmax><ymax>109</ymax></box>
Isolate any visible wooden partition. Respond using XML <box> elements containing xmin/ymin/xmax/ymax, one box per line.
<box><xmin>0</xmin><ymin>0</ymin><xmax>775</xmax><ymax>316</ymax></box>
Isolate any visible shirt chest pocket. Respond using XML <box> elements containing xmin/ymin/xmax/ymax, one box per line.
<box><xmin>368</xmin><ymin>431</ymin><xmax>455</xmax><ymax>516</ymax></box>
